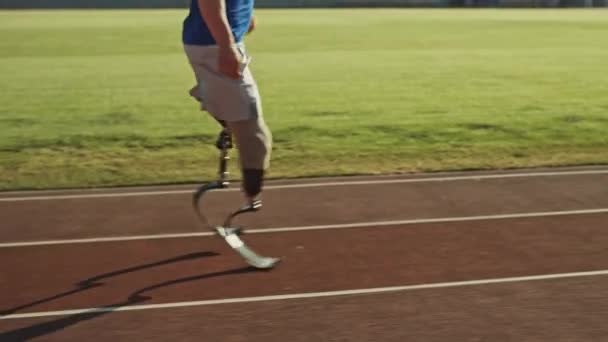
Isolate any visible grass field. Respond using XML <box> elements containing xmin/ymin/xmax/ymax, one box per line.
<box><xmin>0</xmin><ymin>9</ymin><xmax>607</xmax><ymax>190</ymax></box>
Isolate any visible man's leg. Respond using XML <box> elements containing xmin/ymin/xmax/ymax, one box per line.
<box><xmin>225</xmin><ymin>116</ymin><xmax>272</xmax><ymax>204</ymax></box>
<box><xmin>184</xmin><ymin>43</ymin><xmax>271</xmax><ymax>203</ymax></box>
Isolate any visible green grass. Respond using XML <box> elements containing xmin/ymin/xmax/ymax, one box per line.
<box><xmin>1</xmin><ymin>9</ymin><xmax>607</xmax><ymax>190</ymax></box>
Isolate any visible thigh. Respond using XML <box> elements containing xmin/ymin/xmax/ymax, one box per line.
<box><xmin>227</xmin><ymin>116</ymin><xmax>272</xmax><ymax>170</ymax></box>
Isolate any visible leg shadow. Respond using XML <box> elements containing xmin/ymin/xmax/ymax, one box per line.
<box><xmin>128</xmin><ymin>265</ymin><xmax>262</xmax><ymax>301</ymax></box>
<box><xmin>0</xmin><ymin>296</ymin><xmax>149</xmax><ymax>341</ymax></box>
<box><xmin>1</xmin><ymin>251</ymin><xmax>218</xmax><ymax>316</ymax></box>
<box><xmin>0</xmin><ymin>266</ymin><xmax>262</xmax><ymax>341</ymax></box>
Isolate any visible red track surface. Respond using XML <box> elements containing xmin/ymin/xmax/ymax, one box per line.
<box><xmin>1</xmin><ymin>167</ymin><xmax>608</xmax><ymax>341</ymax></box>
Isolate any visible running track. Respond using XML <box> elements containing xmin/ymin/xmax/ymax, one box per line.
<box><xmin>1</xmin><ymin>166</ymin><xmax>607</xmax><ymax>341</ymax></box>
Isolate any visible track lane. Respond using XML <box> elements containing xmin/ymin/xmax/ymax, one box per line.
<box><xmin>2</xmin><ymin>213</ymin><xmax>607</xmax><ymax>316</ymax></box>
<box><xmin>1</xmin><ymin>276</ymin><xmax>607</xmax><ymax>342</ymax></box>
<box><xmin>0</xmin><ymin>171</ymin><xmax>607</xmax><ymax>243</ymax></box>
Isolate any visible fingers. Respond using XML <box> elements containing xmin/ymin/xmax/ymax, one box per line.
<box><xmin>247</xmin><ymin>16</ymin><xmax>256</xmax><ymax>34</ymax></box>
<box><xmin>219</xmin><ymin>63</ymin><xmax>241</xmax><ymax>79</ymax></box>
<box><xmin>218</xmin><ymin>47</ymin><xmax>242</xmax><ymax>79</ymax></box>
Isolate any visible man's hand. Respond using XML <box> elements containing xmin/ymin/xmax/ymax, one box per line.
<box><xmin>247</xmin><ymin>15</ymin><xmax>256</xmax><ymax>34</ymax></box>
<box><xmin>218</xmin><ymin>46</ymin><xmax>242</xmax><ymax>79</ymax></box>
<box><xmin>198</xmin><ymin>0</ymin><xmax>242</xmax><ymax>79</ymax></box>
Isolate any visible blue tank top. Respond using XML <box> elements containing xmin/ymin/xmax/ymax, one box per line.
<box><xmin>182</xmin><ymin>0</ymin><xmax>254</xmax><ymax>46</ymax></box>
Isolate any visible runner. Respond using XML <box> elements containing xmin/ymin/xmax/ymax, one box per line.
<box><xmin>183</xmin><ymin>0</ymin><xmax>271</xmax><ymax>205</ymax></box>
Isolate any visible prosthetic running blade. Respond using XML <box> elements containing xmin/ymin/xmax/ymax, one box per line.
<box><xmin>193</xmin><ymin>184</ymin><xmax>280</xmax><ymax>270</ymax></box>
<box><xmin>215</xmin><ymin>225</ymin><xmax>280</xmax><ymax>270</ymax></box>
<box><xmin>192</xmin><ymin>128</ymin><xmax>280</xmax><ymax>270</ymax></box>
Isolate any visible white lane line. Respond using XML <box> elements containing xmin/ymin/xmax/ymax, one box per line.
<box><xmin>1</xmin><ymin>208</ymin><xmax>607</xmax><ymax>248</ymax></box>
<box><xmin>0</xmin><ymin>232</ymin><xmax>216</xmax><ymax>248</ymax></box>
<box><xmin>2</xmin><ymin>269</ymin><xmax>607</xmax><ymax>320</ymax></box>
<box><xmin>1</xmin><ymin>169</ymin><xmax>607</xmax><ymax>202</ymax></box>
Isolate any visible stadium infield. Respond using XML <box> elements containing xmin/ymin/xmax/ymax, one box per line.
<box><xmin>1</xmin><ymin>9</ymin><xmax>607</xmax><ymax>190</ymax></box>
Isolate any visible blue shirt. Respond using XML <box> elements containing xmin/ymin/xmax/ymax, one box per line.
<box><xmin>183</xmin><ymin>0</ymin><xmax>254</xmax><ymax>46</ymax></box>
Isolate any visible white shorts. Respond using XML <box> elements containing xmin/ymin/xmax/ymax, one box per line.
<box><xmin>184</xmin><ymin>44</ymin><xmax>272</xmax><ymax>170</ymax></box>
<box><xmin>184</xmin><ymin>43</ymin><xmax>261</xmax><ymax>122</ymax></box>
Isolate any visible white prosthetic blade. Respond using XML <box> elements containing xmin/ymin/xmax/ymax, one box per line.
<box><xmin>216</xmin><ymin>227</ymin><xmax>280</xmax><ymax>269</ymax></box>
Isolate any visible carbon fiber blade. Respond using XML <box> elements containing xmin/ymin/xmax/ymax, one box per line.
<box><xmin>218</xmin><ymin>228</ymin><xmax>280</xmax><ymax>269</ymax></box>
